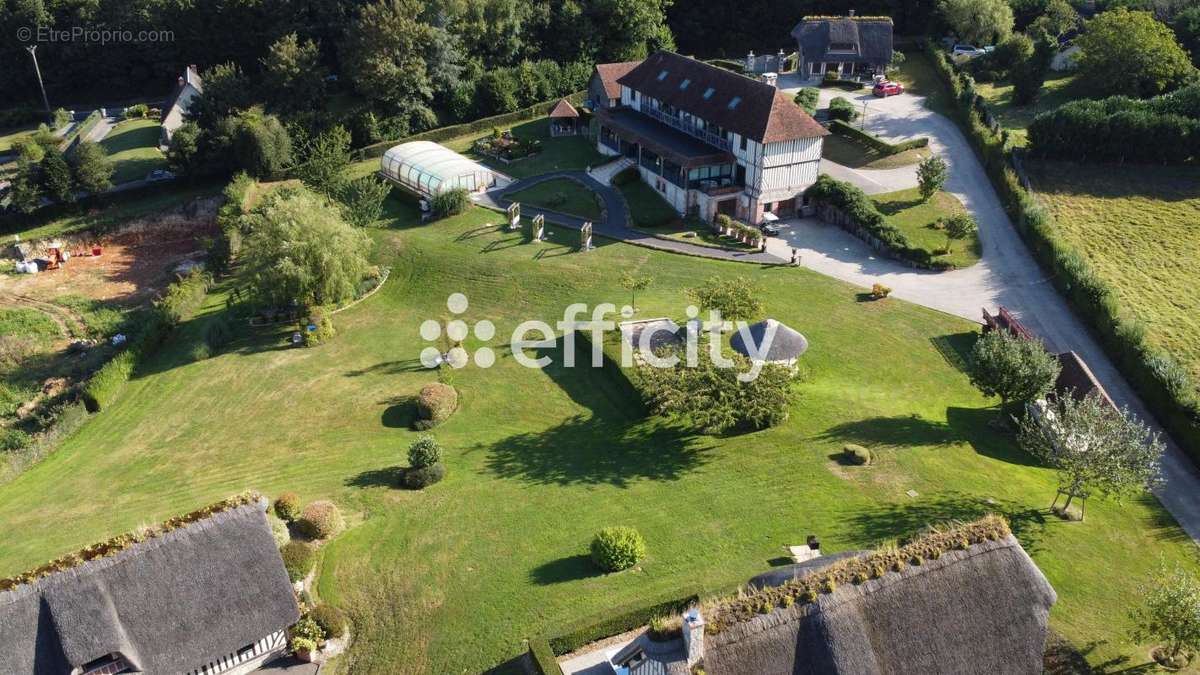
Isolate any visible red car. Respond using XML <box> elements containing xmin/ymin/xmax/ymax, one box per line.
<box><xmin>873</xmin><ymin>81</ymin><xmax>904</xmax><ymax>97</ymax></box>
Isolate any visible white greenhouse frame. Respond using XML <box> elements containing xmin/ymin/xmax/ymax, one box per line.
<box><xmin>379</xmin><ymin>141</ymin><xmax>497</xmax><ymax>198</ymax></box>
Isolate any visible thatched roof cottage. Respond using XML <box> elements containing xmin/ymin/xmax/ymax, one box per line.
<box><xmin>0</xmin><ymin>497</ymin><xmax>300</xmax><ymax>675</ymax></box>
<box><xmin>607</xmin><ymin>517</ymin><xmax>1055</xmax><ymax>675</ymax></box>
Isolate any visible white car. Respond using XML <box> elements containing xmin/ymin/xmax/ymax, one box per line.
<box><xmin>951</xmin><ymin>44</ymin><xmax>988</xmax><ymax>59</ymax></box>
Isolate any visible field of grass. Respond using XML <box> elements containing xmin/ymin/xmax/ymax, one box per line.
<box><xmin>1</xmin><ymin>182</ymin><xmax>220</xmax><ymax>242</ymax></box>
<box><xmin>99</xmin><ymin>119</ymin><xmax>168</xmax><ymax>185</ymax></box>
<box><xmin>975</xmin><ymin>72</ymin><xmax>1085</xmax><ymax>147</ymax></box>
<box><xmin>649</xmin><ymin>219</ymin><xmax>757</xmax><ymax>252</ymax></box>
<box><xmin>821</xmin><ymin>133</ymin><xmax>931</xmax><ymax>170</ymax></box>
<box><xmin>872</xmin><ymin>188</ymin><xmax>980</xmax><ymax>268</ymax></box>
<box><xmin>616</xmin><ymin>177</ymin><xmax>678</xmax><ymax>229</ymax></box>
<box><xmin>0</xmin><ymin>125</ymin><xmax>39</xmax><ymax>154</ymax></box>
<box><xmin>1028</xmin><ymin>160</ymin><xmax>1200</xmax><ymax>391</ymax></box>
<box><xmin>0</xmin><ymin>309</ymin><xmax>62</xmax><ymax>347</ymax></box>
<box><xmin>447</xmin><ymin>117</ymin><xmax>605</xmax><ymax>179</ymax></box>
<box><xmin>0</xmin><ymin>186</ymin><xmax>1194</xmax><ymax>672</ymax></box>
<box><xmin>506</xmin><ymin>177</ymin><xmax>603</xmax><ymax>221</ymax></box>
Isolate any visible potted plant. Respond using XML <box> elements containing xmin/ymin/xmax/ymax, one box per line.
<box><xmin>291</xmin><ymin>637</ymin><xmax>317</xmax><ymax>662</ymax></box>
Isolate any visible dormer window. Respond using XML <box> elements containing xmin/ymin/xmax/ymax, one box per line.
<box><xmin>679</xmin><ymin>78</ymin><xmax>690</xmax><ymax>90</ymax></box>
<box><xmin>703</xmin><ymin>87</ymin><xmax>715</xmax><ymax>99</ymax></box>
<box><xmin>657</xmin><ymin>70</ymin><xmax>669</xmax><ymax>81</ymax></box>
<box><xmin>829</xmin><ymin>42</ymin><xmax>857</xmax><ymax>53</ymax></box>
<box><xmin>728</xmin><ymin>96</ymin><xmax>742</xmax><ymax>110</ymax></box>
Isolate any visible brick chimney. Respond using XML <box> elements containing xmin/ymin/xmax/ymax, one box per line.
<box><xmin>683</xmin><ymin>609</ymin><xmax>705</xmax><ymax>668</ymax></box>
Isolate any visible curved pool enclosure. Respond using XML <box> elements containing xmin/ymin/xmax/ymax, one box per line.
<box><xmin>379</xmin><ymin>141</ymin><xmax>499</xmax><ymax>198</ymax></box>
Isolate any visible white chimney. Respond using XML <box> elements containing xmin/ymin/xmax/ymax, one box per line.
<box><xmin>848</xmin><ymin>9</ymin><xmax>856</xmax><ymax>16</ymax></box>
<box><xmin>683</xmin><ymin>609</ymin><xmax>705</xmax><ymax>668</ymax></box>
<box><xmin>745</xmin><ymin>50</ymin><xmax>756</xmax><ymax>72</ymax></box>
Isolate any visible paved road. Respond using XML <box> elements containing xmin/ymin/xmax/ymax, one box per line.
<box><xmin>475</xmin><ymin>170</ymin><xmax>788</xmax><ymax>265</ymax></box>
<box><xmin>767</xmin><ymin>88</ymin><xmax>1200</xmax><ymax>543</ymax></box>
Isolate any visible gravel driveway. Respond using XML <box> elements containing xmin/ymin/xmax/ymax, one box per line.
<box><xmin>768</xmin><ymin>87</ymin><xmax>1200</xmax><ymax>544</ymax></box>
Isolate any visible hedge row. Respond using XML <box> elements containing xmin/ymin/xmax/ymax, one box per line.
<box><xmin>1028</xmin><ymin>87</ymin><xmax>1200</xmax><ymax>164</ymax></box>
<box><xmin>352</xmin><ymin>91</ymin><xmax>586</xmax><ymax>160</ymax></box>
<box><xmin>543</xmin><ymin>593</ymin><xmax>699</xmax><ymax>656</ymax></box>
<box><xmin>528</xmin><ymin>638</ymin><xmax>562</xmax><ymax>675</ymax></box>
<box><xmin>207</xmin><ymin>172</ymin><xmax>255</xmax><ymax>273</ymax></box>
<box><xmin>82</xmin><ymin>270</ymin><xmax>212</xmax><ymax>412</ymax></box>
<box><xmin>830</xmin><ymin>119</ymin><xmax>929</xmax><ymax>155</ymax></box>
<box><xmin>60</xmin><ymin>110</ymin><xmax>102</xmax><ymax>154</ymax></box>
<box><xmin>805</xmin><ymin>174</ymin><xmax>954</xmax><ymax>270</ymax></box>
<box><xmin>924</xmin><ymin>41</ymin><xmax>1200</xmax><ymax>462</ymax></box>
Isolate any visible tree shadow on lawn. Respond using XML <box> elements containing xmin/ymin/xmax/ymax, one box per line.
<box><xmin>819</xmin><ymin>407</ymin><xmax>1041</xmax><ymax>467</ymax></box>
<box><xmin>344</xmin><ymin>358</ymin><xmax>428</xmax><ymax>377</ymax></box>
<box><xmin>1135</xmin><ymin>492</ymin><xmax>1195</xmax><ymax>545</ymax></box>
<box><xmin>1045</xmin><ymin>633</ymin><xmax>1159</xmax><ymax>675</ymax></box>
<box><xmin>479</xmin><ymin>414</ymin><xmax>711</xmax><ymax>487</ymax></box>
<box><xmin>380</xmin><ymin>395</ymin><xmax>417</xmax><ymax>429</ymax></box>
<box><xmin>530</xmin><ymin>553</ymin><xmax>599</xmax><ymax>585</ymax></box>
<box><xmin>845</xmin><ymin>491</ymin><xmax>1050</xmax><ymax>556</ymax></box>
<box><xmin>345</xmin><ymin>465</ymin><xmax>405</xmax><ymax>489</ymax></box>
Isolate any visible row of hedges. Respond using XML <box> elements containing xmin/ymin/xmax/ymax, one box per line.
<box><xmin>532</xmin><ymin>592</ymin><xmax>699</xmax><ymax>660</ymax></box>
<box><xmin>805</xmin><ymin>174</ymin><xmax>955</xmax><ymax>270</ymax></box>
<box><xmin>924</xmin><ymin>41</ymin><xmax>1200</xmax><ymax>462</ymax></box>
<box><xmin>352</xmin><ymin>91</ymin><xmax>586</xmax><ymax>160</ymax></box>
<box><xmin>829</xmin><ymin>119</ymin><xmax>930</xmax><ymax>155</ymax></box>
<box><xmin>207</xmin><ymin>172</ymin><xmax>255</xmax><ymax>273</ymax></box>
<box><xmin>1028</xmin><ymin>86</ymin><xmax>1200</xmax><ymax>164</ymax></box>
<box><xmin>82</xmin><ymin>270</ymin><xmax>212</xmax><ymax>412</ymax></box>
<box><xmin>60</xmin><ymin>109</ymin><xmax>102</xmax><ymax>155</ymax></box>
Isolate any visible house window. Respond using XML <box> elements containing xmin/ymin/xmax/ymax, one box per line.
<box><xmin>237</xmin><ymin>644</ymin><xmax>256</xmax><ymax>658</ymax></box>
<box><xmin>829</xmin><ymin>42</ymin><xmax>857</xmax><ymax>53</ymax></box>
<box><xmin>657</xmin><ymin>70</ymin><xmax>669</xmax><ymax>81</ymax></box>
<box><xmin>702</xmin><ymin>87</ymin><xmax>715</xmax><ymax>99</ymax></box>
<box><xmin>679</xmin><ymin>78</ymin><xmax>690</xmax><ymax>90</ymax></box>
<box><xmin>728</xmin><ymin>96</ymin><xmax>742</xmax><ymax>110</ymax></box>
<box><xmin>740</xmin><ymin>136</ymin><xmax>748</xmax><ymax>152</ymax></box>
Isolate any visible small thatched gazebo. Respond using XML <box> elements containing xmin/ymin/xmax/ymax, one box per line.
<box><xmin>730</xmin><ymin>319</ymin><xmax>809</xmax><ymax>366</ymax></box>
<box><xmin>549</xmin><ymin>98</ymin><xmax>580</xmax><ymax>137</ymax></box>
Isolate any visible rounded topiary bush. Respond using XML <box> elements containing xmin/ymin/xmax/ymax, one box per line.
<box><xmin>842</xmin><ymin>444</ymin><xmax>872</xmax><ymax>465</ymax></box>
<box><xmin>415</xmin><ymin>383</ymin><xmax>458</xmax><ymax>430</ymax></box>
<box><xmin>274</xmin><ymin>492</ymin><xmax>301</xmax><ymax>521</ymax></box>
<box><xmin>299</xmin><ymin>500</ymin><xmax>344</xmax><ymax>539</ymax></box>
<box><xmin>404</xmin><ymin>462</ymin><xmax>446</xmax><ymax>489</ymax></box>
<box><xmin>309</xmin><ymin>605</ymin><xmax>348</xmax><ymax>639</ymax></box>
<box><xmin>590</xmin><ymin>526</ymin><xmax>646</xmax><ymax>572</ymax></box>
<box><xmin>408</xmin><ymin>435</ymin><xmax>442</xmax><ymax>469</ymax></box>
<box><xmin>268</xmin><ymin>513</ymin><xmax>291</xmax><ymax>547</ymax></box>
<box><xmin>280</xmin><ymin>541</ymin><xmax>315</xmax><ymax>582</ymax></box>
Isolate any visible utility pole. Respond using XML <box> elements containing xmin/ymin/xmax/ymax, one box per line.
<box><xmin>26</xmin><ymin>45</ymin><xmax>51</xmax><ymax>113</ymax></box>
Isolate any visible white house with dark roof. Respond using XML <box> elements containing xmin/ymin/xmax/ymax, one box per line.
<box><xmin>791</xmin><ymin>14</ymin><xmax>894</xmax><ymax>80</ymax></box>
<box><xmin>160</xmin><ymin>64</ymin><xmax>203</xmax><ymax>146</ymax></box>
<box><xmin>0</xmin><ymin>498</ymin><xmax>300</xmax><ymax>675</ymax></box>
<box><xmin>592</xmin><ymin>51</ymin><xmax>827</xmax><ymax>225</ymax></box>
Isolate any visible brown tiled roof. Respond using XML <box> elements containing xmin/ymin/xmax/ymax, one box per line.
<box><xmin>617</xmin><ymin>52</ymin><xmax>826</xmax><ymax>143</ymax></box>
<box><xmin>594</xmin><ymin>61</ymin><xmax>641</xmax><ymax>100</ymax></box>
<box><xmin>1054</xmin><ymin>351</ymin><xmax>1117</xmax><ymax>410</ymax></box>
<box><xmin>548</xmin><ymin>98</ymin><xmax>579</xmax><ymax>118</ymax></box>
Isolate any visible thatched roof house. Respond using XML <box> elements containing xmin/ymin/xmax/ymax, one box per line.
<box><xmin>730</xmin><ymin>319</ymin><xmax>809</xmax><ymax>365</ymax></box>
<box><xmin>609</xmin><ymin>518</ymin><xmax>1055</xmax><ymax>675</ymax></box>
<box><xmin>791</xmin><ymin>14</ymin><xmax>894</xmax><ymax>79</ymax></box>
<box><xmin>0</xmin><ymin>497</ymin><xmax>300</xmax><ymax>675</ymax></box>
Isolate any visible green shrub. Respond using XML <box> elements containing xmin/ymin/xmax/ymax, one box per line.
<box><xmin>309</xmin><ymin>605</ymin><xmax>348</xmax><ymax>639</ymax></box>
<box><xmin>123</xmin><ymin>103</ymin><xmax>150</xmax><ymax>119</ymax></box>
<box><xmin>590</xmin><ymin>526</ymin><xmax>646</xmax><ymax>572</ymax></box>
<box><xmin>290</xmin><ymin>637</ymin><xmax>317</xmax><ymax>654</ymax></box>
<box><xmin>546</xmin><ymin>594</ymin><xmax>697</xmax><ymax>655</ymax></box>
<box><xmin>404</xmin><ymin>462</ymin><xmax>446</xmax><ymax>489</ymax></box>
<box><xmin>415</xmin><ymin>383</ymin><xmax>458</xmax><ymax>429</ymax></box>
<box><xmin>793</xmin><ymin>88</ymin><xmax>819</xmax><ymax>115</ymax></box>
<box><xmin>528</xmin><ymin>637</ymin><xmax>563</xmax><ymax>675</ymax></box>
<box><xmin>842</xmin><ymin>444</ymin><xmax>872</xmax><ymax>465</ymax></box>
<box><xmin>298</xmin><ymin>500</ymin><xmax>343</xmax><ymax>539</ymax></box>
<box><xmin>205</xmin><ymin>316</ymin><xmax>235</xmax><ymax>352</ymax></box>
<box><xmin>0</xmin><ymin>428</ymin><xmax>33</xmax><ymax>452</ymax></box>
<box><xmin>268</xmin><ymin>513</ymin><xmax>291</xmax><ymax>547</ymax></box>
<box><xmin>431</xmin><ymin>188</ymin><xmax>470</xmax><ymax>218</ymax></box>
<box><xmin>274</xmin><ymin>492</ymin><xmax>301</xmax><ymax>521</ymax></box>
<box><xmin>302</xmin><ymin>311</ymin><xmax>335</xmax><ymax>347</ymax></box>
<box><xmin>280</xmin><ymin>541</ymin><xmax>315</xmax><ymax>582</ymax></box>
<box><xmin>292</xmin><ymin>615</ymin><xmax>325</xmax><ymax>642</ymax></box>
<box><xmin>408</xmin><ymin>435</ymin><xmax>442</xmax><ymax>468</ymax></box>
<box><xmin>188</xmin><ymin>342</ymin><xmax>212</xmax><ymax>362</ymax></box>
<box><xmin>81</xmin><ymin>350</ymin><xmax>137</xmax><ymax>412</ymax></box>
<box><xmin>828</xmin><ymin>96</ymin><xmax>858</xmax><ymax>122</ymax></box>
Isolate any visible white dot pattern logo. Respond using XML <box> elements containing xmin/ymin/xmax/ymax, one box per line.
<box><xmin>420</xmin><ymin>294</ymin><xmax>496</xmax><ymax>369</ymax></box>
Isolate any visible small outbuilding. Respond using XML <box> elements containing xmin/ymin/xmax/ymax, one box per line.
<box><xmin>379</xmin><ymin>141</ymin><xmax>499</xmax><ymax>198</ymax></box>
<box><xmin>548</xmin><ymin>98</ymin><xmax>580</xmax><ymax>137</ymax></box>
<box><xmin>730</xmin><ymin>319</ymin><xmax>809</xmax><ymax>366</ymax></box>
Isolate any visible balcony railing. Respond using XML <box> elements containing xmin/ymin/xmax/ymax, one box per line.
<box><xmin>641</xmin><ymin>106</ymin><xmax>732</xmax><ymax>152</ymax></box>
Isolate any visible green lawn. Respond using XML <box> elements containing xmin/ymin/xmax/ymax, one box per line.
<box><xmin>0</xmin><ymin>183</ymin><xmax>220</xmax><ymax>242</ymax></box>
<box><xmin>0</xmin><ymin>125</ymin><xmax>38</xmax><ymax>154</ymax></box>
<box><xmin>0</xmin><ymin>190</ymin><xmax>1194</xmax><ymax>672</ymax></box>
<box><xmin>616</xmin><ymin>177</ymin><xmax>679</xmax><ymax>229</ymax></box>
<box><xmin>821</xmin><ymin>133</ymin><xmax>931</xmax><ymax>170</ymax></box>
<box><xmin>506</xmin><ymin>177</ymin><xmax>604</xmax><ymax>221</ymax></box>
<box><xmin>1029</xmin><ymin>160</ymin><xmax>1200</xmax><ymax>393</ymax></box>
<box><xmin>649</xmin><ymin>219</ymin><xmax>757</xmax><ymax>252</ymax></box>
<box><xmin>975</xmin><ymin>72</ymin><xmax>1086</xmax><ymax>147</ymax></box>
<box><xmin>448</xmin><ymin>117</ymin><xmax>606</xmax><ymax>179</ymax></box>
<box><xmin>99</xmin><ymin>118</ymin><xmax>168</xmax><ymax>185</ymax></box>
<box><xmin>872</xmin><ymin>188</ymin><xmax>980</xmax><ymax>268</ymax></box>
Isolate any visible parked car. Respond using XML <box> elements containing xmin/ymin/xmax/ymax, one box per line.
<box><xmin>145</xmin><ymin>169</ymin><xmax>176</xmax><ymax>183</ymax></box>
<box><xmin>760</xmin><ymin>222</ymin><xmax>780</xmax><ymax>237</ymax></box>
<box><xmin>951</xmin><ymin>44</ymin><xmax>988</xmax><ymax>59</ymax></box>
<box><xmin>873</xmin><ymin>81</ymin><xmax>904</xmax><ymax>97</ymax></box>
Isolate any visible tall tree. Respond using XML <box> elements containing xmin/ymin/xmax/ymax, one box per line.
<box><xmin>41</xmin><ymin>147</ymin><xmax>75</xmax><ymax>203</ymax></box>
<box><xmin>262</xmin><ymin>33</ymin><xmax>327</xmax><ymax>112</ymax></box>
<box><xmin>340</xmin><ymin>0</ymin><xmax>436</xmax><ymax>131</ymax></box>
<box><xmin>166</xmin><ymin>122</ymin><xmax>205</xmax><ymax>178</ymax></box>
<box><xmin>190</xmin><ymin>63</ymin><xmax>254</xmax><ymax>130</ymax></box>
<box><xmin>687</xmin><ymin>275</ymin><xmax>763</xmax><ymax>323</ymax></box>
<box><xmin>233</xmin><ymin>109</ymin><xmax>293</xmax><ymax>178</ymax></box>
<box><xmin>9</xmin><ymin>157</ymin><xmax>43</xmax><ymax>214</ymax></box>
<box><xmin>1174</xmin><ymin>7</ymin><xmax>1200</xmax><ymax>68</ymax></box>
<box><xmin>1017</xmin><ymin>393</ymin><xmax>1164</xmax><ymax>517</ymax></box>
<box><xmin>943</xmin><ymin>213</ymin><xmax>978</xmax><ymax>253</ymax></box>
<box><xmin>453</xmin><ymin>0</ymin><xmax>530</xmax><ymax>67</ymax></box>
<box><xmin>917</xmin><ymin>155</ymin><xmax>948</xmax><ymax>202</ymax></box>
<box><xmin>939</xmin><ymin>0</ymin><xmax>1015</xmax><ymax>45</ymax></box>
<box><xmin>334</xmin><ymin>175</ymin><xmax>392</xmax><ymax>227</ymax></box>
<box><xmin>594</xmin><ymin>0</ymin><xmax>675</xmax><ymax>62</ymax></box>
<box><xmin>968</xmin><ymin>330</ymin><xmax>1060</xmax><ymax>412</ymax></box>
<box><xmin>71</xmin><ymin>141</ymin><xmax>114</xmax><ymax>195</ymax></box>
<box><xmin>1130</xmin><ymin>563</ymin><xmax>1200</xmax><ymax>668</ymax></box>
<box><xmin>295</xmin><ymin>125</ymin><xmax>351</xmax><ymax>196</ymax></box>
<box><xmin>1077</xmin><ymin>9</ymin><xmax>1194</xmax><ymax>97</ymax></box>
